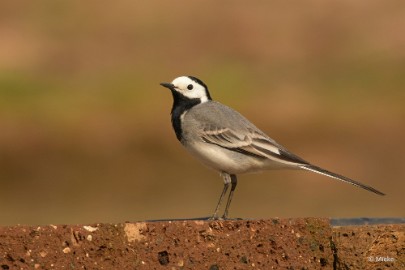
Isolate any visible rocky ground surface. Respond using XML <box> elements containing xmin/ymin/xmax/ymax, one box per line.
<box><xmin>0</xmin><ymin>218</ymin><xmax>403</xmax><ymax>269</ymax></box>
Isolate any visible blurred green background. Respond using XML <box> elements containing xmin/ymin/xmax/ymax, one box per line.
<box><xmin>0</xmin><ymin>1</ymin><xmax>404</xmax><ymax>225</ymax></box>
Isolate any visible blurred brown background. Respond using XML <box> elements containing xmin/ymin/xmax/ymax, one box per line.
<box><xmin>0</xmin><ymin>1</ymin><xmax>404</xmax><ymax>225</ymax></box>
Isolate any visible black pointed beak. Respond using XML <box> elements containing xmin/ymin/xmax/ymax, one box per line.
<box><xmin>160</xmin><ymin>82</ymin><xmax>175</xmax><ymax>90</ymax></box>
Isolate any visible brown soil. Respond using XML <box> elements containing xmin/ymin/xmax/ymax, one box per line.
<box><xmin>333</xmin><ymin>224</ymin><xmax>404</xmax><ymax>270</ymax></box>
<box><xmin>0</xmin><ymin>218</ymin><xmax>403</xmax><ymax>269</ymax></box>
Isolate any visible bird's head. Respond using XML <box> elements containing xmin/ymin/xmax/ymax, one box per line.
<box><xmin>160</xmin><ymin>76</ymin><xmax>212</xmax><ymax>103</ymax></box>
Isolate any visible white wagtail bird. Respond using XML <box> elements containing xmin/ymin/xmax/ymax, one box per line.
<box><xmin>160</xmin><ymin>76</ymin><xmax>384</xmax><ymax>219</ymax></box>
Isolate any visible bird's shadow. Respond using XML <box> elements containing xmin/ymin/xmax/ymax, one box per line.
<box><xmin>143</xmin><ymin>216</ymin><xmax>244</xmax><ymax>222</ymax></box>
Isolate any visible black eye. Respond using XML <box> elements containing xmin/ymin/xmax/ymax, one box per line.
<box><xmin>187</xmin><ymin>84</ymin><xmax>193</xmax><ymax>90</ymax></box>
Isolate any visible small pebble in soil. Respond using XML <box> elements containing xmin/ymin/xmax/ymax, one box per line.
<box><xmin>158</xmin><ymin>251</ymin><xmax>169</xmax><ymax>265</ymax></box>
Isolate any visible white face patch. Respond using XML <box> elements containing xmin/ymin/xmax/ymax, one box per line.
<box><xmin>200</xmin><ymin>95</ymin><xmax>208</xmax><ymax>103</ymax></box>
<box><xmin>171</xmin><ymin>76</ymin><xmax>210</xmax><ymax>103</ymax></box>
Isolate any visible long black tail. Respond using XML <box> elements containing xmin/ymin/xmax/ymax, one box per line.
<box><xmin>300</xmin><ymin>164</ymin><xmax>385</xmax><ymax>196</ymax></box>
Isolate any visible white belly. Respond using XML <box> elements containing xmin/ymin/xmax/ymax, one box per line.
<box><xmin>184</xmin><ymin>141</ymin><xmax>292</xmax><ymax>174</ymax></box>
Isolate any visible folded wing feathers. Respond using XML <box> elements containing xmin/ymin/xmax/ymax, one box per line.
<box><xmin>201</xmin><ymin>126</ymin><xmax>295</xmax><ymax>160</ymax></box>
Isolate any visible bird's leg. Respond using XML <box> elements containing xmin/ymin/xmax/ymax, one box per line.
<box><xmin>210</xmin><ymin>172</ymin><xmax>231</xmax><ymax>220</ymax></box>
<box><xmin>222</xmin><ymin>174</ymin><xmax>237</xmax><ymax>219</ymax></box>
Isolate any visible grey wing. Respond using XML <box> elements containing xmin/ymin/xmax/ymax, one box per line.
<box><xmin>200</xmin><ymin>125</ymin><xmax>309</xmax><ymax>165</ymax></box>
<box><xmin>187</xmin><ymin>101</ymin><xmax>309</xmax><ymax>165</ymax></box>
